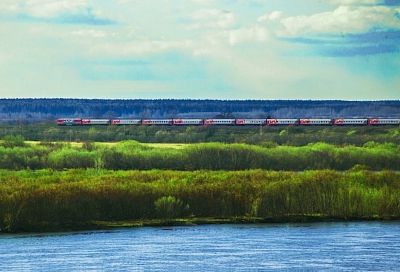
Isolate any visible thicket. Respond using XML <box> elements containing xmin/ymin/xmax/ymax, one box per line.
<box><xmin>0</xmin><ymin>170</ymin><xmax>399</xmax><ymax>232</ymax></box>
<box><xmin>2</xmin><ymin>135</ymin><xmax>26</xmax><ymax>148</ymax></box>
<box><xmin>0</xmin><ymin>139</ymin><xmax>399</xmax><ymax>171</ymax></box>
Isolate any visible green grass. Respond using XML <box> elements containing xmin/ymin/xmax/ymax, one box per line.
<box><xmin>7</xmin><ymin>141</ymin><xmax>187</xmax><ymax>149</ymax></box>
<box><xmin>144</xmin><ymin>143</ymin><xmax>189</xmax><ymax>149</ymax></box>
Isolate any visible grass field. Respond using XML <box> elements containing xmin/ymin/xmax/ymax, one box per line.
<box><xmin>144</xmin><ymin>143</ymin><xmax>189</xmax><ymax>149</ymax></box>
<box><xmin>20</xmin><ymin>141</ymin><xmax>189</xmax><ymax>149</ymax></box>
<box><xmin>0</xmin><ymin>140</ymin><xmax>185</xmax><ymax>148</ymax></box>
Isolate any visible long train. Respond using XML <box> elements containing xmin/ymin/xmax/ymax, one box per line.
<box><xmin>57</xmin><ymin>118</ymin><xmax>400</xmax><ymax>126</ymax></box>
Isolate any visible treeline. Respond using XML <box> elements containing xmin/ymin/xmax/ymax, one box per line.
<box><xmin>1</xmin><ymin>123</ymin><xmax>400</xmax><ymax>145</ymax></box>
<box><xmin>0</xmin><ymin>170</ymin><xmax>399</xmax><ymax>232</ymax></box>
<box><xmin>1</xmin><ymin>99</ymin><xmax>399</xmax><ymax>121</ymax></box>
<box><xmin>0</xmin><ymin>139</ymin><xmax>399</xmax><ymax>171</ymax></box>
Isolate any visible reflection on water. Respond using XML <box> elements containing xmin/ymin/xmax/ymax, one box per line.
<box><xmin>1</xmin><ymin>222</ymin><xmax>400</xmax><ymax>271</ymax></box>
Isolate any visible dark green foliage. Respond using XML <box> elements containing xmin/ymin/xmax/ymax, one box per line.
<box><xmin>2</xmin><ymin>135</ymin><xmax>25</xmax><ymax>148</ymax></box>
<box><xmin>0</xmin><ymin>170</ymin><xmax>399</xmax><ymax>232</ymax></box>
<box><xmin>0</xmin><ymin>146</ymin><xmax>47</xmax><ymax>170</ymax></box>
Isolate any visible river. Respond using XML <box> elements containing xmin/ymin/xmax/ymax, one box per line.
<box><xmin>1</xmin><ymin>222</ymin><xmax>399</xmax><ymax>271</ymax></box>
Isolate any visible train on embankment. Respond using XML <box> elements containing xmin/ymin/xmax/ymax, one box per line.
<box><xmin>56</xmin><ymin>118</ymin><xmax>400</xmax><ymax>126</ymax></box>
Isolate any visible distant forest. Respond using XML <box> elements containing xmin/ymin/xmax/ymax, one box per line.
<box><xmin>0</xmin><ymin>99</ymin><xmax>399</xmax><ymax>122</ymax></box>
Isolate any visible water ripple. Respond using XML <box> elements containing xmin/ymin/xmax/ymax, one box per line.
<box><xmin>1</xmin><ymin>222</ymin><xmax>400</xmax><ymax>271</ymax></box>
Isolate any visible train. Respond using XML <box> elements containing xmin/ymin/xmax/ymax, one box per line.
<box><xmin>56</xmin><ymin>118</ymin><xmax>400</xmax><ymax>126</ymax></box>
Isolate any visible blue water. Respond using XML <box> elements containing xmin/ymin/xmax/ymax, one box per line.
<box><xmin>1</xmin><ymin>222</ymin><xmax>400</xmax><ymax>271</ymax></box>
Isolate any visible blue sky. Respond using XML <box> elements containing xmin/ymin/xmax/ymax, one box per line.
<box><xmin>0</xmin><ymin>0</ymin><xmax>399</xmax><ymax>99</ymax></box>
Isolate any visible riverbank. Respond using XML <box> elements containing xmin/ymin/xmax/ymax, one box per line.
<box><xmin>3</xmin><ymin>215</ymin><xmax>400</xmax><ymax>234</ymax></box>
<box><xmin>94</xmin><ymin>215</ymin><xmax>400</xmax><ymax>228</ymax></box>
<box><xmin>1</xmin><ymin>169</ymin><xmax>399</xmax><ymax>233</ymax></box>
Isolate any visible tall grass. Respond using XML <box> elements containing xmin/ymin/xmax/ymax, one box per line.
<box><xmin>0</xmin><ymin>169</ymin><xmax>399</xmax><ymax>232</ymax></box>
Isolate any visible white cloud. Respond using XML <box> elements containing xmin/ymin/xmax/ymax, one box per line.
<box><xmin>92</xmin><ymin>40</ymin><xmax>194</xmax><ymax>56</ymax></box>
<box><xmin>228</xmin><ymin>26</ymin><xmax>269</xmax><ymax>45</ymax></box>
<box><xmin>278</xmin><ymin>5</ymin><xmax>400</xmax><ymax>36</ymax></box>
<box><xmin>0</xmin><ymin>2</ymin><xmax>19</xmax><ymax>13</ymax></box>
<box><xmin>0</xmin><ymin>0</ymin><xmax>90</xmax><ymax>18</ymax></box>
<box><xmin>328</xmin><ymin>0</ymin><xmax>383</xmax><ymax>5</ymax></box>
<box><xmin>191</xmin><ymin>0</ymin><xmax>216</xmax><ymax>4</ymax></box>
<box><xmin>116</xmin><ymin>0</ymin><xmax>137</xmax><ymax>4</ymax></box>
<box><xmin>258</xmin><ymin>11</ymin><xmax>283</xmax><ymax>23</ymax></box>
<box><xmin>25</xmin><ymin>0</ymin><xmax>88</xmax><ymax>18</ymax></box>
<box><xmin>190</xmin><ymin>9</ymin><xmax>235</xmax><ymax>29</ymax></box>
<box><xmin>71</xmin><ymin>29</ymin><xmax>108</xmax><ymax>38</ymax></box>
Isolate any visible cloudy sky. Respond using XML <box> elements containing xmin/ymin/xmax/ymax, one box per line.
<box><xmin>0</xmin><ymin>0</ymin><xmax>399</xmax><ymax>99</ymax></box>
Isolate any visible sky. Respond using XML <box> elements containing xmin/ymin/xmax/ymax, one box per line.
<box><xmin>0</xmin><ymin>0</ymin><xmax>399</xmax><ymax>100</ymax></box>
